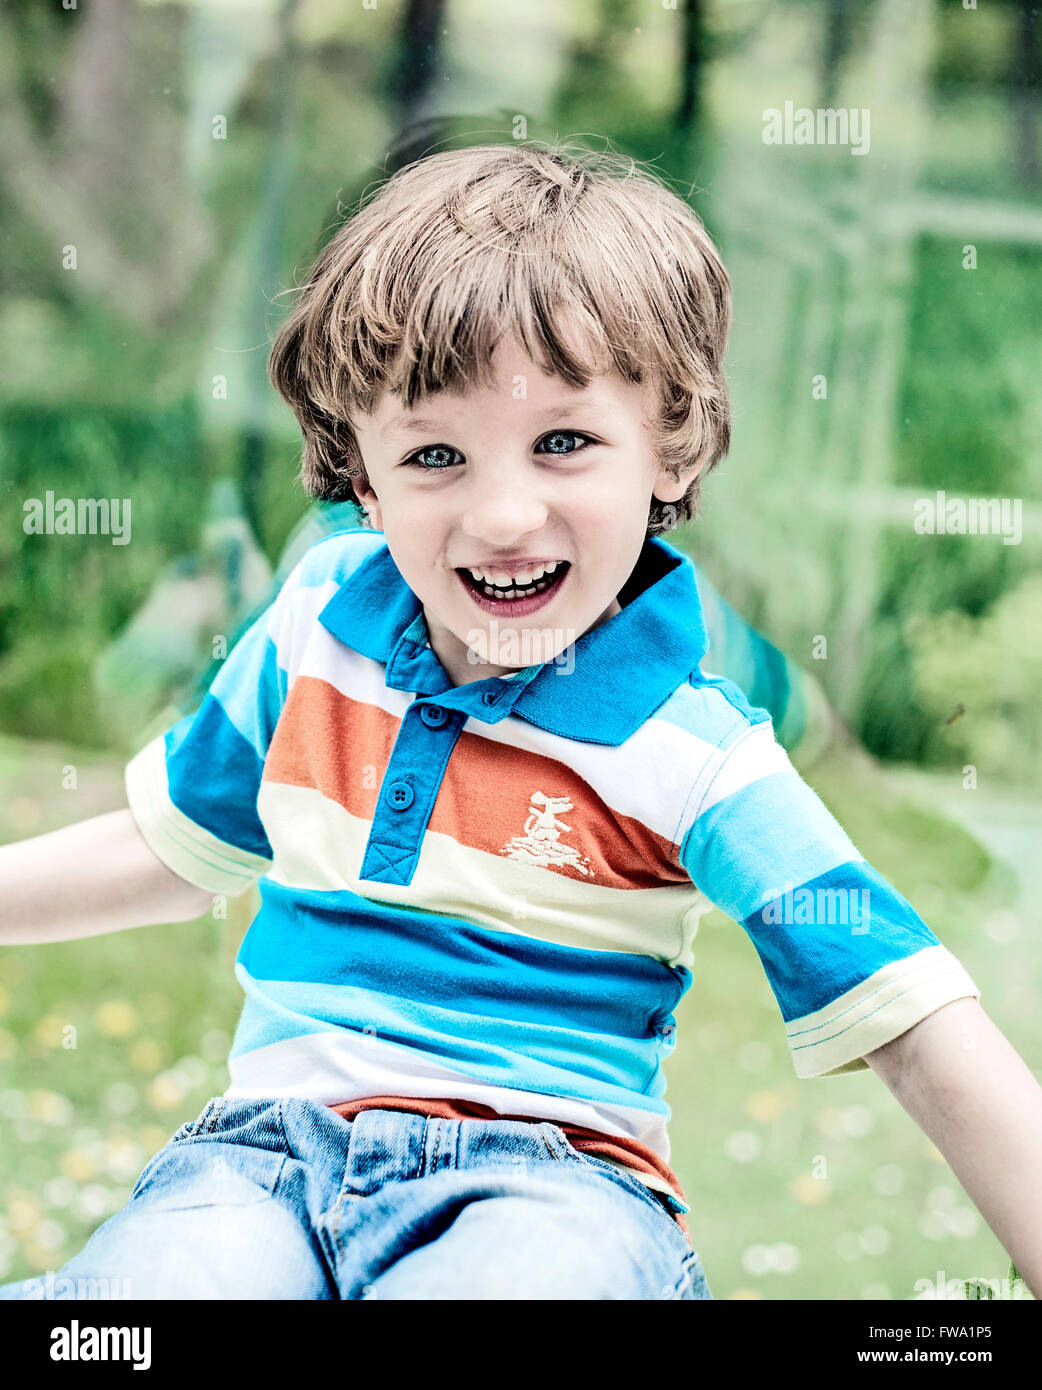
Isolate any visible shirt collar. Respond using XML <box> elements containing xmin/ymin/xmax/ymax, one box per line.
<box><xmin>317</xmin><ymin>532</ymin><xmax>709</xmax><ymax>747</ymax></box>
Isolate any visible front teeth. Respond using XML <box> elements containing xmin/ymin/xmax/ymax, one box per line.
<box><xmin>467</xmin><ymin>560</ymin><xmax>562</xmax><ymax>587</ymax></box>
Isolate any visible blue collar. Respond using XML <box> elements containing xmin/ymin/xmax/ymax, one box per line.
<box><xmin>317</xmin><ymin>532</ymin><xmax>709</xmax><ymax>747</ymax></box>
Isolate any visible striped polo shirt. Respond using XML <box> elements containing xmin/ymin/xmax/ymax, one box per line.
<box><xmin>125</xmin><ymin>526</ymin><xmax>980</xmax><ymax>1221</ymax></box>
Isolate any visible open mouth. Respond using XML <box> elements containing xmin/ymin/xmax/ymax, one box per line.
<box><xmin>457</xmin><ymin>561</ymin><xmax>571</xmax><ymax>603</ymax></box>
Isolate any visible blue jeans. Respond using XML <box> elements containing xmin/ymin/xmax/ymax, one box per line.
<box><xmin>0</xmin><ymin>1097</ymin><xmax>712</xmax><ymax>1300</ymax></box>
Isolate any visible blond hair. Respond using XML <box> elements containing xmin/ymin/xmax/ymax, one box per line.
<box><xmin>268</xmin><ymin>141</ymin><xmax>732</xmax><ymax>536</ymax></box>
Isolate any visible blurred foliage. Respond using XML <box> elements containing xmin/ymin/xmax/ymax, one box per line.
<box><xmin>857</xmin><ymin>234</ymin><xmax>1041</xmax><ymax>780</ymax></box>
<box><xmin>905</xmin><ymin>573</ymin><xmax>1042</xmax><ymax>784</ymax></box>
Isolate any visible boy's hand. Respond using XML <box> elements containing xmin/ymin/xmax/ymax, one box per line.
<box><xmin>0</xmin><ymin>808</ymin><xmax>214</xmax><ymax>945</ymax></box>
<box><xmin>864</xmin><ymin>998</ymin><xmax>1042</xmax><ymax>1298</ymax></box>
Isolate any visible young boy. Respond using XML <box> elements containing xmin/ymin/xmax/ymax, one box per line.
<box><xmin>2</xmin><ymin>142</ymin><xmax>1041</xmax><ymax>1301</ymax></box>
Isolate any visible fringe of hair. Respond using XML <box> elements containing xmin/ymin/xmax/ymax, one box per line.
<box><xmin>268</xmin><ymin>141</ymin><xmax>732</xmax><ymax>538</ymax></box>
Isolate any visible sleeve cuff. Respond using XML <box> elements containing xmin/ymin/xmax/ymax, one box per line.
<box><xmin>125</xmin><ymin>734</ymin><xmax>272</xmax><ymax>897</ymax></box>
<box><xmin>785</xmin><ymin>944</ymin><xmax>981</xmax><ymax>1078</ymax></box>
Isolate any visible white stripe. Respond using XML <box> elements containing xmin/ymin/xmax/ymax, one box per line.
<box><xmin>697</xmin><ymin>719</ymin><xmax>793</xmax><ymax>815</ymax></box>
<box><xmin>268</xmin><ymin>529</ymin><xmax>387</xmax><ymax>679</ymax></box>
<box><xmin>224</xmin><ymin>1026</ymin><xmax>673</xmax><ymax>1160</ymax></box>
<box><xmin>274</xmin><ymin>577</ymin><xmax>343</xmax><ymax>681</ymax></box>
<box><xmin>294</xmin><ymin>632</ymin><xmax>415</xmax><ymax>721</ymax></box>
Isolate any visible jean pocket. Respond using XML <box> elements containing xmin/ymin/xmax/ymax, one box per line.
<box><xmin>170</xmin><ymin>1096</ymin><xmax>289</xmax><ymax>1150</ymax></box>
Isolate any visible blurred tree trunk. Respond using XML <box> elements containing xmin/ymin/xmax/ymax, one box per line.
<box><xmin>676</xmin><ymin>0</ymin><xmax>705</xmax><ymax>131</ymax></box>
<box><xmin>1011</xmin><ymin>0</ymin><xmax>1040</xmax><ymax>186</ymax></box>
<box><xmin>819</xmin><ymin>0</ymin><xmax>853</xmax><ymax>109</ymax></box>
<box><xmin>0</xmin><ymin>0</ymin><xmax>209</xmax><ymax>329</ymax></box>
<box><xmin>239</xmin><ymin>0</ymin><xmax>301</xmax><ymax>547</ymax></box>
<box><xmin>388</xmin><ymin>0</ymin><xmax>447</xmax><ymax>129</ymax></box>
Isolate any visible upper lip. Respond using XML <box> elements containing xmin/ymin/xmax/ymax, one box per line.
<box><xmin>456</xmin><ymin>557</ymin><xmax>569</xmax><ymax>571</ymax></box>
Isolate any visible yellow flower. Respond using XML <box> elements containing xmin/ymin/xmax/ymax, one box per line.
<box><xmin>790</xmin><ymin>1172</ymin><xmax>830</xmax><ymax>1205</ymax></box>
<box><xmin>28</xmin><ymin>1090</ymin><xmax>73</xmax><ymax>1125</ymax></box>
<box><xmin>130</xmin><ymin>1039</ymin><xmax>164</xmax><ymax>1073</ymax></box>
<box><xmin>147</xmin><ymin>1072</ymin><xmax>186</xmax><ymax>1111</ymax></box>
<box><xmin>95</xmin><ymin>1001</ymin><xmax>139</xmax><ymax>1039</ymax></box>
<box><xmin>7</xmin><ymin>1192</ymin><xmax>41</xmax><ymax>1232</ymax></box>
<box><xmin>59</xmin><ymin>1150</ymin><xmax>95</xmax><ymax>1182</ymax></box>
<box><xmin>104</xmin><ymin>1136</ymin><xmax>144</xmax><ymax>1181</ymax></box>
<box><xmin>24</xmin><ymin>1240</ymin><xmax>59</xmax><ymax>1270</ymax></box>
<box><xmin>746</xmin><ymin>1089</ymin><xmax>788</xmax><ymax>1124</ymax></box>
<box><xmin>32</xmin><ymin>1014</ymin><xmax>67</xmax><ymax>1050</ymax></box>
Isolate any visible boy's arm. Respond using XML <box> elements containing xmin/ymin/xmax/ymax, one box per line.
<box><xmin>863</xmin><ymin>997</ymin><xmax>1042</xmax><ymax>1299</ymax></box>
<box><xmin>0</xmin><ymin>808</ymin><xmax>214</xmax><ymax>946</ymax></box>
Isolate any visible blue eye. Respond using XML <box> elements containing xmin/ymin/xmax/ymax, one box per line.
<box><xmin>403</xmin><ymin>432</ymin><xmax>594</xmax><ymax>470</ymax></box>
<box><xmin>537</xmin><ymin>431</ymin><xmax>594</xmax><ymax>456</ymax></box>
<box><xmin>407</xmin><ymin>444</ymin><xmax>460</xmax><ymax>470</ymax></box>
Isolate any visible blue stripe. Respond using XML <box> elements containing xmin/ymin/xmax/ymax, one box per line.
<box><xmin>209</xmin><ymin>624</ymin><xmax>285</xmax><ymax>758</ymax></box>
<box><xmin>229</xmin><ymin>964</ymin><xmax>675</xmax><ymax>1113</ymax></box>
<box><xmin>681</xmin><ymin>765</ymin><xmax>858</xmax><ymax>921</ymax></box>
<box><xmin>740</xmin><ymin>862</ymin><xmax>941</xmax><ymax>1022</ymax></box>
<box><xmin>238</xmin><ymin>879</ymin><xmax>686</xmax><ymax>1038</ymax></box>
<box><xmin>165</xmin><ymin>698</ymin><xmax>272</xmax><ymax>860</ymax></box>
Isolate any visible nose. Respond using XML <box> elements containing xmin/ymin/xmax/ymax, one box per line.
<box><xmin>459</xmin><ymin>472</ymin><xmax>550</xmax><ymax>549</ymax></box>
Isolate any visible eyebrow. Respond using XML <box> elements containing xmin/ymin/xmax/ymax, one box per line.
<box><xmin>379</xmin><ymin>399</ymin><xmax>606</xmax><ymax>440</ymax></box>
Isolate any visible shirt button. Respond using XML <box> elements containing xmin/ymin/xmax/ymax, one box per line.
<box><xmin>420</xmin><ymin>704</ymin><xmax>447</xmax><ymax>728</ymax></box>
<box><xmin>385</xmin><ymin>781</ymin><xmax>414</xmax><ymax>810</ymax></box>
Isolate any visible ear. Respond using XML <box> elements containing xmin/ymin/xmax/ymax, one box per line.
<box><xmin>652</xmin><ymin>458</ymin><xmax>702</xmax><ymax>505</ymax></box>
<box><xmin>350</xmin><ymin>473</ymin><xmax>383</xmax><ymax>530</ymax></box>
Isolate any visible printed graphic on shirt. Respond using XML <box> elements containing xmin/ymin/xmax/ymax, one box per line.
<box><xmin>501</xmin><ymin>791</ymin><xmax>595</xmax><ymax>877</ymax></box>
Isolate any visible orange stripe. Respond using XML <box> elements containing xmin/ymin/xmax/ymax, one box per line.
<box><xmin>266</xmin><ymin>678</ymin><xmax>687</xmax><ymax>888</ymax></box>
<box><xmin>265</xmin><ymin>677</ymin><xmax>397</xmax><ymax>818</ymax></box>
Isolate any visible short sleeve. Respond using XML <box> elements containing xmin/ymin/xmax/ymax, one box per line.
<box><xmin>124</xmin><ymin>563</ymin><xmax>304</xmax><ymax>897</ymax></box>
<box><xmin>678</xmin><ymin>719</ymin><xmax>981</xmax><ymax>1077</ymax></box>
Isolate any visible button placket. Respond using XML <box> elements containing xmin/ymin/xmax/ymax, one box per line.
<box><xmin>359</xmin><ymin>699</ymin><xmax>463</xmax><ymax>886</ymax></box>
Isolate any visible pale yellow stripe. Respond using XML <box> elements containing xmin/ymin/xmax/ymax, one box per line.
<box><xmin>785</xmin><ymin>945</ymin><xmax>981</xmax><ymax>1078</ymax></box>
<box><xmin>258</xmin><ymin>780</ymin><xmax>708</xmax><ymax>966</ymax></box>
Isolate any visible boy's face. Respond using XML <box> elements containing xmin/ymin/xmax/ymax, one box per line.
<box><xmin>350</xmin><ymin>334</ymin><xmax>698</xmax><ymax>688</ymax></box>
